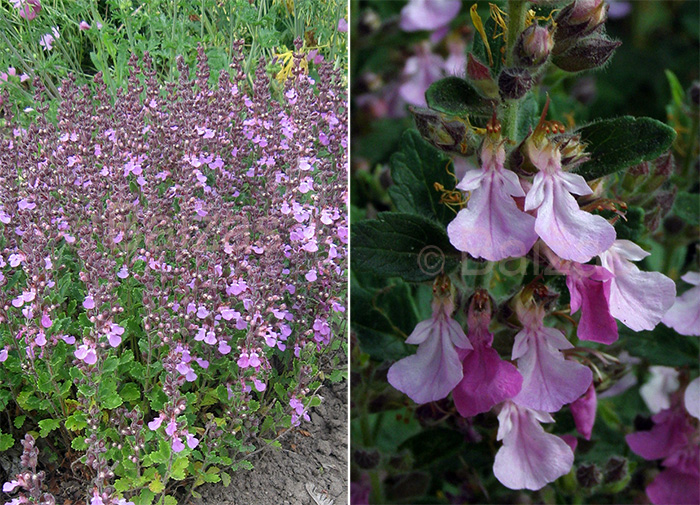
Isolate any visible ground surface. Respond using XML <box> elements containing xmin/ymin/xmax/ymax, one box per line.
<box><xmin>194</xmin><ymin>379</ymin><xmax>348</xmax><ymax>505</ymax></box>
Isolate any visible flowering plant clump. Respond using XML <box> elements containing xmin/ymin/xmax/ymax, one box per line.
<box><xmin>351</xmin><ymin>0</ymin><xmax>698</xmax><ymax>503</ymax></box>
<box><xmin>0</xmin><ymin>41</ymin><xmax>347</xmax><ymax>504</ymax></box>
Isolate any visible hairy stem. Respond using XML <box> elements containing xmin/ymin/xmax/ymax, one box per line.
<box><xmin>501</xmin><ymin>0</ymin><xmax>528</xmax><ymax>141</ymax></box>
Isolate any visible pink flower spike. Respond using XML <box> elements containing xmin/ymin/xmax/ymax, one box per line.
<box><xmin>569</xmin><ymin>382</ymin><xmax>597</xmax><ymax>440</ymax></box>
<box><xmin>448</xmin><ymin>133</ymin><xmax>537</xmax><ymax>261</ymax></box>
<box><xmin>524</xmin><ymin>141</ymin><xmax>615</xmax><ymax>262</ymax></box>
<box><xmin>387</xmin><ymin>293</ymin><xmax>472</xmax><ymax>404</ymax></box>
<box><xmin>493</xmin><ymin>401</ymin><xmax>574</xmax><ymax>490</ymax></box>
<box><xmin>400</xmin><ymin>0</ymin><xmax>462</xmax><ymax>32</ymax></box>
<box><xmin>663</xmin><ymin>271</ymin><xmax>700</xmax><ymax>336</ymax></box>
<box><xmin>600</xmin><ymin>240</ymin><xmax>676</xmax><ymax>331</ymax></box>
<box><xmin>512</xmin><ymin>303</ymin><xmax>592</xmax><ymax>412</ymax></box>
<box><xmin>453</xmin><ymin>291</ymin><xmax>522</xmax><ymax>417</ymax></box>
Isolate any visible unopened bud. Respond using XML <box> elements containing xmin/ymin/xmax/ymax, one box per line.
<box><xmin>515</xmin><ymin>24</ymin><xmax>554</xmax><ymax>67</ymax></box>
<box><xmin>576</xmin><ymin>463</ymin><xmax>602</xmax><ymax>488</ymax></box>
<box><xmin>552</xmin><ymin>35</ymin><xmax>621</xmax><ymax>72</ymax></box>
<box><xmin>603</xmin><ymin>457</ymin><xmax>628</xmax><ymax>483</ymax></box>
<box><xmin>410</xmin><ymin>106</ymin><xmax>477</xmax><ymax>156</ymax></box>
<box><xmin>554</xmin><ymin>0</ymin><xmax>609</xmax><ymax>53</ymax></box>
<box><xmin>466</xmin><ymin>53</ymin><xmax>499</xmax><ymax>99</ymax></box>
<box><xmin>498</xmin><ymin>67</ymin><xmax>533</xmax><ymax>100</ymax></box>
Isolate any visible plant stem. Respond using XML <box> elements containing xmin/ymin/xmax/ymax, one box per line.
<box><xmin>501</xmin><ymin>0</ymin><xmax>528</xmax><ymax>141</ymax></box>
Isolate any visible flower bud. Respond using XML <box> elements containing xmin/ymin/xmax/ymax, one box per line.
<box><xmin>514</xmin><ymin>24</ymin><xmax>554</xmax><ymax>67</ymax></box>
<box><xmin>577</xmin><ymin>463</ymin><xmax>603</xmax><ymax>488</ymax></box>
<box><xmin>603</xmin><ymin>457</ymin><xmax>628</xmax><ymax>483</ymax></box>
<box><xmin>553</xmin><ymin>0</ymin><xmax>609</xmax><ymax>54</ymax></box>
<box><xmin>466</xmin><ymin>53</ymin><xmax>500</xmax><ymax>99</ymax></box>
<box><xmin>498</xmin><ymin>67</ymin><xmax>533</xmax><ymax>100</ymax></box>
<box><xmin>552</xmin><ymin>34</ymin><xmax>621</xmax><ymax>73</ymax></box>
<box><xmin>410</xmin><ymin>106</ymin><xmax>478</xmax><ymax>155</ymax></box>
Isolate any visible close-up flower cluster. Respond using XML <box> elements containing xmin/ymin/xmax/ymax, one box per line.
<box><xmin>0</xmin><ymin>26</ymin><xmax>347</xmax><ymax>505</ymax></box>
<box><xmin>351</xmin><ymin>0</ymin><xmax>698</xmax><ymax>503</ymax></box>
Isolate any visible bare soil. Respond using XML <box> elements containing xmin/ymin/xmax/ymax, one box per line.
<box><xmin>194</xmin><ymin>379</ymin><xmax>348</xmax><ymax>505</ymax></box>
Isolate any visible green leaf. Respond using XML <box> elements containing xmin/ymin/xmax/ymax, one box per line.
<box><xmin>575</xmin><ymin>117</ymin><xmax>676</xmax><ymax>180</ymax></box>
<box><xmin>665</xmin><ymin>69</ymin><xmax>686</xmax><ymax>107</ymax></box>
<box><xmin>389</xmin><ymin>130</ymin><xmax>459</xmax><ymax>226</ymax></box>
<box><xmin>102</xmin><ymin>356</ymin><xmax>119</xmax><ymax>374</ymax></box>
<box><xmin>65</xmin><ymin>412</ymin><xmax>87</xmax><ymax>432</ymax></box>
<box><xmin>220</xmin><ymin>471</ymin><xmax>231</xmax><ymax>487</ymax></box>
<box><xmin>350</xmin><ymin>278</ymin><xmax>413</xmax><ymax>362</ymax></box>
<box><xmin>424</xmin><ymin>77</ymin><xmax>492</xmax><ymax>118</ymax></box>
<box><xmin>673</xmin><ymin>191</ymin><xmax>700</xmax><ymax>226</ymax></box>
<box><xmin>13</xmin><ymin>415</ymin><xmax>26</xmax><ymax>430</ymax></box>
<box><xmin>0</xmin><ymin>433</ymin><xmax>14</xmax><ymax>451</ymax></box>
<box><xmin>119</xmin><ymin>383</ymin><xmax>141</xmax><ymax>402</ymax></box>
<box><xmin>471</xmin><ymin>13</ymin><xmax>506</xmax><ymax>75</ymax></box>
<box><xmin>72</xmin><ymin>436</ymin><xmax>88</xmax><ymax>450</ymax></box>
<box><xmin>38</xmin><ymin>419</ymin><xmax>61</xmax><ymax>438</ymax></box>
<box><xmin>614</xmin><ymin>206</ymin><xmax>645</xmax><ymax>241</ymax></box>
<box><xmin>622</xmin><ymin>324</ymin><xmax>700</xmax><ymax>367</ymax></box>
<box><xmin>351</xmin><ymin>212</ymin><xmax>460</xmax><ymax>282</ymax></box>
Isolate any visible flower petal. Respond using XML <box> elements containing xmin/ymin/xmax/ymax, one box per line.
<box><xmin>448</xmin><ymin>173</ymin><xmax>537</xmax><ymax>261</ymax></box>
<box><xmin>533</xmin><ymin>176</ymin><xmax>615</xmax><ymax>262</ymax></box>
<box><xmin>646</xmin><ymin>467</ymin><xmax>700</xmax><ymax>505</ymax></box>
<box><xmin>570</xmin><ymin>382</ymin><xmax>597</xmax><ymax>440</ymax></box>
<box><xmin>453</xmin><ymin>345</ymin><xmax>522</xmax><ymax>417</ymax></box>
<box><xmin>494</xmin><ymin>402</ymin><xmax>574</xmax><ymax>490</ymax></box>
<box><xmin>601</xmin><ymin>244</ymin><xmax>677</xmax><ymax>331</ymax></box>
<box><xmin>387</xmin><ymin>326</ymin><xmax>464</xmax><ymax>404</ymax></box>
<box><xmin>663</xmin><ymin>284</ymin><xmax>700</xmax><ymax>336</ymax></box>
<box><xmin>512</xmin><ymin>327</ymin><xmax>592</xmax><ymax>412</ymax></box>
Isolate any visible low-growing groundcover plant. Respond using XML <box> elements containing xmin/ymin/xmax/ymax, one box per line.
<box><xmin>0</xmin><ymin>39</ymin><xmax>348</xmax><ymax>503</ymax></box>
<box><xmin>351</xmin><ymin>0</ymin><xmax>698</xmax><ymax>504</ymax></box>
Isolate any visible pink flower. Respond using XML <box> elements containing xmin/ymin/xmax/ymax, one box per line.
<box><xmin>12</xmin><ymin>0</ymin><xmax>41</xmax><ymax>21</ymax></box>
<box><xmin>493</xmin><ymin>401</ymin><xmax>574</xmax><ymax>490</ymax></box>
<box><xmin>40</xmin><ymin>313</ymin><xmax>52</xmax><ymax>328</ymax></box>
<box><xmin>337</xmin><ymin>17</ymin><xmax>348</xmax><ymax>32</ymax></box>
<box><xmin>640</xmin><ymin>366</ymin><xmax>679</xmax><ymax>414</ymax></box>
<box><xmin>512</xmin><ymin>302</ymin><xmax>592</xmax><ymax>412</ymax></box>
<box><xmin>79</xmin><ymin>20</ymin><xmax>91</xmax><ymax>31</ymax></box>
<box><xmin>569</xmin><ymin>381</ymin><xmax>597</xmax><ymax>440</ymax></box>
<box><xmin>398</xmin><ymin>42</ymin><xmax>444</xmax><ymax>107</ymax></box>
<box><xmin>387</xmin><ymin>290</ymin><xmax>472</xmax><ymax>404</ymax></box>
<box><xmin>83</xmin><ymin>295</ymin><xmax>95</xmax><ymax>309</ymax></box>
<box><xmin>74</xmin><ymin>342</ymin><xmax>97</xmax><ymax>365</ymax></box>
<box><xmin>148</xmin><ymin>415</ymin><xmax>163</xmax><ymax>431</ymax></box>
<box><xmin>448</xmin><ymin>129</ymin><xmax>537</xmax><ymax>261</ymax></box>
<box><xmin>185</xmin><ymin>431</ymin><xmax>199</xmax><ymax>449</ymax></box>
<box><xmin>399</xmin><ymin>0</ymin><xmax>462</xmax><ymax>32</ymax></box>
<box><xmin>663</xmin><ymin>271</ymin><xmax>700</xmax><ymax>336</ymax></box>
<box><xmin>685</xmin><ymin>377</ymin><xmax>700</xmax><ymax>420</ymax></box>
<box><xmin>452</xmin><ymin>291</ymin><xmax>523</xmax><ymax>417</ymax></box>
<box><xmin>524</xmin><ymin>137</ymin><xmax>615</xmax><ymax>262</ymax></box>
<box><xmin>106</xmin><ymin>323</ymin><xmax>124</xmax><ymax>347</ymax></box>
<box><xmin>600</xmin><ymin>240</ymin><xmax>676</xmax><ymax>331</ymax></box>
<box><xmin>626</xmin><ymin>404</ymin><xmax>700</xmax><ymax>505</ymax></box>
<box><xmin>39</xmin><ymin>26</ymin><xmax>59</xmax><ymax>51</ymax></box>
<box><xmin>172</xmin><ymin>437</ymin><xmax>185</xmax><ymax>452</ymax></box>
<box><xmin>545</xmin><ymin>247</ymin><xmax>618</xmax><ymax>344</ymax></box>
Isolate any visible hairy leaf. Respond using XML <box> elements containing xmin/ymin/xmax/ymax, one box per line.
<box><xmin>575</xmin><ymin>117</ymin><xmax>676</xmax><ymax>180</ymax></box>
